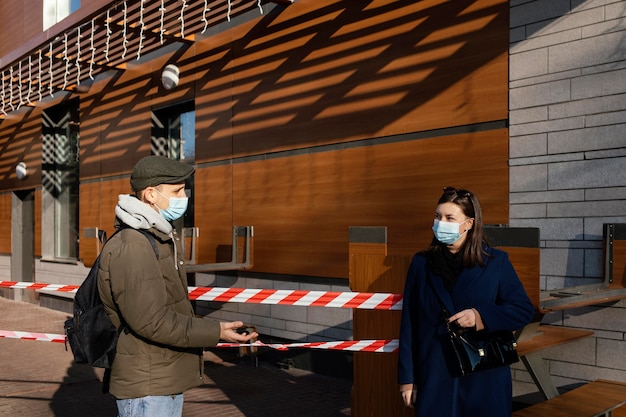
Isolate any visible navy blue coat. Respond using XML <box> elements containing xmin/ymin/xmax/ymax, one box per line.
<box><xmin>397</xmin><ymin>246</ymin><xmax>534</xmax><ymax>417</ymax></box>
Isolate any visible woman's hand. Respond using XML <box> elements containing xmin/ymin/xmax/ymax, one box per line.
<box><xmin>219</xmin><ymin>321</ymin><xmax>259</xmax><ymax>342</ymax></box>
<box><xmin>399</xmin><ymin>384</ymin><xmax>417</xmax><ymax>407</ymax></box>
<box><xmin>448</xmin><ymin>308</ymin><xmax>484</xmax><ymax>331</ymax></box>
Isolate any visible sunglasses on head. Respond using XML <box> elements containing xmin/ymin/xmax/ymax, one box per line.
<box><xmin>443</xmin><ymin>186</ymin><xmax>471</xmax><ymax>198</ymax></box>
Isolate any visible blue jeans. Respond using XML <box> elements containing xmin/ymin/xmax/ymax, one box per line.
<box><xmin>116</xmin><ymin>394</ymin><xmax>184</xmax><ymax>417</ymax></box>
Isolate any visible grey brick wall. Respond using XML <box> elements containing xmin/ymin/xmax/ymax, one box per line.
<box><xmin>0</xmin><ymin>254</ymin><xmax>10</xmax><ymax>280</ymax></box>
<box><xmin>510</xmin><ymin>0</ymin><xmax>626</xmax><ymax>396</ymax></box>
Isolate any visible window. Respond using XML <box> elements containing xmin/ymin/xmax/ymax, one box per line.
<box><xmin>151</xmin><ymin>100</ymin><xmax>196</xmax><ymax>228</ymax></box>
<box><xmin>41</xmin><ymin>99</ymin><xmax>80</xmax><ymax>260</ymax></box>
<box><xmin>43</xmin><ymin>0</ymin><xmax>81</xmax><ymax>30</ymax></box>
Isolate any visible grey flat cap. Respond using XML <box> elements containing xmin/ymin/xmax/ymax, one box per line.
<box><xmin>130</xmin><ymin>156</ymin><xmax>195</xmax><ymax>192</ymax></box>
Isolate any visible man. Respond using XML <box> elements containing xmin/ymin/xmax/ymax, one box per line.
<box><xmin>97</xmin><ymin>155</ymin><xmax>257</xmax><ymax>417</ymax></box>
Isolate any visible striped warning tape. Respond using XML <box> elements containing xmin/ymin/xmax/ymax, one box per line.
<box><xmin>0</xmin><ymin>329</ymin><xmax>399</xmax><ymax>353</ymax></box>
<box><xmin>0</xmin><ymin>281</ymin><xmax>403</xmax><ymax>310</ymax></box>
<box><xmin>220</xmin><ymin>339</ymin><xmax>399</xmax><ymax>353</ymax></box>
<box><xmin>188</xmin><ymin>287</ymin><xmax>403</xmax><ymax>310</ymax></box>
<box><xmin>0</xmin><ymin>281</ymin><xmax>77</xmax><ymax>292</ymax></box>
<box><xmin>0</xmin><ymin>330</ymin><xmax>67</xmax><ymax>344</ymax></box>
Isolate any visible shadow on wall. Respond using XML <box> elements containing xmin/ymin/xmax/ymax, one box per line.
<box><xmin>76</xmin><ymin>0</ymin><xmax>511</xmax><ymax>176</ymax></box>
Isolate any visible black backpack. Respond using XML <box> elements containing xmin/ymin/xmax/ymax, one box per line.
<box><xmin>64</xmin><ymin>227</ymin><xmax>158</xmax><ymax>371</ymax></box>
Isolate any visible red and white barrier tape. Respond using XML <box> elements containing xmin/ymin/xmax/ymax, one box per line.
<box><xmin>0</xmin><ymin>281</ymin><xmax>403</xmax><ymax>310</ymax></box>
<box><xmin>0</xmin><ymin>329</ymin><xmax>398</xmax><ymax>353</ymax></box>
<box><xmin>188</xmin><ymin>287</ymin><xmax>403</xmax><ymax>310</ymax></box>
<box><xmin>0</xmin><ymin>330</ymin><xmax>67</xmax><ymax>344</ymax></box>
<box><xmin>220</xmin><ymin>339</ymin><xmax>399</xmax><ymax>353</ymax></box>
<box><xmin>0</xmin><ymin>281</ymin><xmax>78</xmax><ymax>293</ymax></box>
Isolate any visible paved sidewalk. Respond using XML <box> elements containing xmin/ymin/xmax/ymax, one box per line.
<box><xmin>0</xmin><ymin>296</ymin><xmax>352</xmax><ymax>417</ymax></box>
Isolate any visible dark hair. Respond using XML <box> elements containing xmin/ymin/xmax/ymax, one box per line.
<box><xmin>425</xmin><ymin>187</ymin><xmax>489</xmax><ymax>267</ymax></box>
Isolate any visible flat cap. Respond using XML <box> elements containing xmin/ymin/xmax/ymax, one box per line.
<box><xmin>130</xmin><ymin>156</ymin><xmax>195</xmax><ymax>192</ymax></box>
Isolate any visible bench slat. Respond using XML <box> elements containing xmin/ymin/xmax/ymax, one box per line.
<box><xmin>516</xmin><ymin>325</ymin><xmax>593</xmax><ymax>357</ymax></box>
<box><xmin>513</xmin><ymin>380</ymin><xmax>626</xmax><ymax>417</ymax></box>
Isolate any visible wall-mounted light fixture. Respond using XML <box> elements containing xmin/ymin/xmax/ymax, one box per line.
<box><xmin>16</xmin><ymin>162</ymin><xmax>27</xmax><ymax>180</ymax></box>
<box><xmin>161</xmin><ymin>64</ymin><xmax>179</xmax><ymax>90</ymax></box>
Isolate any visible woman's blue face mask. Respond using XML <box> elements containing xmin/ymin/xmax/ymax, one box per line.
<box><xmin>432</xmin><ymin>219</ymin><xmax>470</xmax><ymax>245</ymax></box>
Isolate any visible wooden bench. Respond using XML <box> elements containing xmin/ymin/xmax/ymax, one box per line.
<box><xmin>516</xmin><ymin>325</ymin><xmax>593</xmax><ymax>357</ymax></box>
<box><xmin>512</xmin><ymin>379</ymin><xmax>626</xmax><ymax>417</ymax></box>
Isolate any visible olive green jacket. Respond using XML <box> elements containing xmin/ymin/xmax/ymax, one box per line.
<box><xmin>97</xmin><ymin>194</ymin><xmax>220</xmax><ymax>399</ymax></box>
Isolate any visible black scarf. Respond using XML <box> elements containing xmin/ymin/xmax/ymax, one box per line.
<box><xmin>426</xmin><ymin>247</ymin><xmax>464</xmax><ymax>293</ymax></box>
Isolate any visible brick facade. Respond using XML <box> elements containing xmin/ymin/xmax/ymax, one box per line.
<box><xmin>509</xmin><ymin>0</ymin><xmax>626</xmax><ymax>395</ymax></box>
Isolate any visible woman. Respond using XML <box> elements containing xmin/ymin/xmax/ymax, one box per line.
<box><xmin>397</xmin><ymin>187</ymin><xmax>534</xmax><ymax>417</ymax></box>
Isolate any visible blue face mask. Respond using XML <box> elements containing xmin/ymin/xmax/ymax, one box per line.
<box><xmin>155</xmin><ymin>189</ymin><xmax>189</xmax><ymax>222</ymax></box>
<box><xmin>432</xmin><ymin>219</ymin><xmax>469</xmax><ymax>245</ymax></box>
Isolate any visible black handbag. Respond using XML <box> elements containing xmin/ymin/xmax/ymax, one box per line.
<box><xmin>441</xmin><ymin>308</ymin><xmax>519</xmax><ymax>377</ymax></box>
<box><xmin>427</xmin><ymin>271</ymin><xmax>519</xmax><ymax>377</ymax></box>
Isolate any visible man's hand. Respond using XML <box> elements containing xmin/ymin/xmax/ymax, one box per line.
<box><xmin>219</xmin><ymin>321</ymin><xmax>259</xmax><ymax>342</ymax></box>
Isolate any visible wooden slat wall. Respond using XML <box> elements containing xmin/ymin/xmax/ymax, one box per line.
<box><xmin>0</xmin><ymin>109</ymin><xmax>43</xmax><ymax>190</ymax></box>
<box><xmin>0</xmin><ymin>107</ymin><xmax>43</xmax><ymax>257</ymax></box>
<box><xmin>1</xmin><ymin>0</ymin><xmax>510</xmax><ymax>275</ymax></box>
<box><xmin>0</xmin><ymin>193</ymin><xmax>11</xmax><ymax>254</ymax></box>
<box><xmin>193</xmin><ymin>164</ymin><xmax>235</xmax><ymax>264</ymax></box>
<box><xmin>612</xmin><ymin>238</ymin><xmax>626</xmax><ymax>288</ymax></box>
<box><xmin>506</xmin><ymin>247</ymin><xmax>541</xmax><ymax>313</ymax></box>
<box><xmin>78</xmin><ymin>178</ymin><xmax>131</xmax><ymax>267</ymax></box>
<box><xmin>191</xmin><ymin>0</ymin><xmax>509</xmax><ymax>161</ymax></box>
<box><xmin>0</xmin><ymin>0</ymin><xmax>41</xmax><ymax>59</ymax></box>
<box><xmin>0</xmin><ymin>0</ymin><xmax>111</xmax><ymax>64</ymax></box>
<box><xmin>219</xmin><ymin>129</ymin><xmax>509</xmax><ymax>278</ymax></box>
<box><xmin>78</xmin><ymin>128</ymin><xmax>509</xmax><ymax>273</ymax></box>
<box><xmin>349</xmin><ymin>238</ymin><xmax>412</xmax><ymax>417</ymax></box>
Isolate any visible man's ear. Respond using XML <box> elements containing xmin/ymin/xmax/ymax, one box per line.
<box><xmin>142</xmin><ymin>187</ymin><xmax>157</xmax><ymax>205</ymax></box>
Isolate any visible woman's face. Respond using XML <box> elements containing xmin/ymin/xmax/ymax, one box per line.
<box><xmin>434</xmin><ymin>202</ymin><xmax>474</xmax><ymax>251</ymax></box>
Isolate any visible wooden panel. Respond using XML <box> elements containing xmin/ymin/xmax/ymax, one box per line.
<box><xmin>0</xmin><ymin>0</ymin><xmax>111</xmax><ymax>64</ymax></box>
<box><xmin>501</xmin><ymin>247</ymin><xmax>541</xmax><ymax>313</ymax></box>
<box><xmin>350</xmin><ymin>239</ymin><xmax>412</xmax><ymax>417</ymax></box>
<box><xmin>192</xmin><ymin>0</ymin><xmax>509</xmax><ymax>161</ymax></box>
<box><xmin>78</xmin><ymin>178</ymin><xmax>129</xmax><ymax>267</ymax></box>
<box><xmin>226</xmin><ymin>129</ymin><xmax>508</xmax><ymax>278</ymax></box>
<box><xmin>0</xmin><ymin>0</ymin><xmax>38</xmax><ymax>58</ymax></box>
<box><xmin>20</xmin><ymin>0</ymin><xmax>42</xmax><ymax>47</ymax></box>
<box><xmin>0</xmin><ymin>193</ymin><xmax>11</xmax><ymax>254</ymax></box>
<box><xmin>193</xmin><ymin>164</ymin><xmax>234</xmax><ymax>264</ymax></box>
<box><xmin>1</xmin><ymin>0</ymin><xmax>510</xmax><ymax>282</ymax></box>
<box><xmin>0</xmin><ymin>108</ymin><xmax>43</xmax><ymax>191</ymax></box>
<box><xmin>79</xmin><ymin>72</ymin><xmax>157</xmax><ymax>181</ymax></box>
<box><xmin>512</xmin><ymin>380</ymin><xmax>626</xmax><ymax>417</ymax></box>
<box><xmin>516</xmin><ymin>325</ymin><xmax>593</xmax><ymax>357</ymax></box>
<box><xmin>611</xmin><ymin>239</ymin><xmax>626</xmax><ymax>289</ymax></box>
